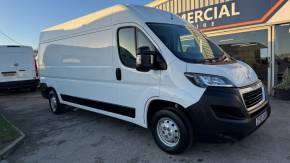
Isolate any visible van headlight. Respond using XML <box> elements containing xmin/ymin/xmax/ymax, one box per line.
<box><xmin>184</xmin><ymin>72</ymin><xmax>234</xmax><ymax>88</ymax></box>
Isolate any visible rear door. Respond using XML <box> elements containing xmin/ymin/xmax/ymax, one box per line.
<box><xmin>14</xmin><ymin>48</ymin><xmax>35</xmax><ymax>81</ymax></box>
<box><xmin>113</xmin><ymin>24</ymin><xmax>161</xmax><ymax>123</ymax></box>
<box><xmin>0</xmin><ymin>48</ymin><xmax>17</xmax><ymax>82</ymax></box>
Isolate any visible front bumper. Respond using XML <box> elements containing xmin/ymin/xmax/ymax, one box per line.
<box><xmin>188</xmin><ymin>83</ymin><xmax>271</xmax><ymax>141</ymax></box>
<box><xmin>0</xmin><ymin>79</ymin><xmax>39</xmax><ymax>90</ymax></box>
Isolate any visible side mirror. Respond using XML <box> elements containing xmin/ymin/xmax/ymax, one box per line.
<box><xmin>136</xmin><ymin>46</ymin><xmax>154</xmax><ymax>72</ymax></box>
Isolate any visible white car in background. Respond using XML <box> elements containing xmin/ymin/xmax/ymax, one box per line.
<box><xmin>0</xmin><ymin>45</ymin><xmax>39</xmax><ymax>91</ymax></box>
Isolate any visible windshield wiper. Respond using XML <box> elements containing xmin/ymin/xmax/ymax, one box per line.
<box><xmin>203</xmin><ymin>57</ymin><xmax>220</xmax><ymax>62</ymax></box>
<box><xmin>190</xmin><ymin>58</ymin><xmax>209</xmax><ymax>63</ymax></box>
<box><xmin>204</xmin><ymin>52</ymin><xmax>232</xmax><ymax>63</ymax></box>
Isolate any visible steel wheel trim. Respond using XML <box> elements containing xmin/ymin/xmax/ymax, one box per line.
<box><xmin>50</xmin><ymin>96</ymin><xmax>57</xmax><ymax>112</ymax></box>
<box><xmin>156</xmin><ymin>117</ymin><xmax>180</xmax><ymax>147</ymax></box>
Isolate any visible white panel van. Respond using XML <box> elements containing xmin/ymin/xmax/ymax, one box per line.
<box><xmin>38</xmin><ymin>5</ymin><xmax>270</xmax><ymax>154</ymax></box>
<box><xmin>0</xmin><ymin>46</ymin><xmax>39</xmax><ymax>91</ymax></box>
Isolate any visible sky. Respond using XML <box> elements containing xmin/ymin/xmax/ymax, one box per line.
<box><xmin>0</xmin><ymin>0</ymin><xmax>153</xmax><ymax>49</ymax></box>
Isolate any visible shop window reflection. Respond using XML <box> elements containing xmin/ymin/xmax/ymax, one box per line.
<box><xmin>275</xmin><ymin>24</ymin><xmax>290</xmax><ymax>85</ymax></box>
<box><xmin>209</xmin><ymin>30</ymin><xmax>268</xmax><ymax>86</ymax></box>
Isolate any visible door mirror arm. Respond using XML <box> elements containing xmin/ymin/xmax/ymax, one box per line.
<box><xmin>152</xmin><ymin>52</ymin><xmax>167</xmax><ymax>70</ymax></box>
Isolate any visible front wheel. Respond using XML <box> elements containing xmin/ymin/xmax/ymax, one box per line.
<box><xmin>48</xmin><ymin>90</ymin><xmax>64</xmax><ymax>114</ymax></box>
<box><xmin>151</xmin><ymin>109</ymin><xmax>193</xmax><ymax>154</ymax></box>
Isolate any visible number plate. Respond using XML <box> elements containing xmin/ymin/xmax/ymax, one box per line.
<box><xmin>256</xmin><ymin>111</ymin><xmax>268</xmax><ymax>126</ymax></box>
<box><xmin>2</xmin><ymin>72</ymin><xmax>16</xmax><ymax>77</ymax></box>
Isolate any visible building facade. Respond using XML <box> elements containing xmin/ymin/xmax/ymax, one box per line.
<box><xmin>147</xmin><ymin>0</ymin><xmax>290</xmax><ymax>94</ymax></box>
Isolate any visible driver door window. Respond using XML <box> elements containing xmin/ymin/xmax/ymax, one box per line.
<box><xmin>118</xmin><ymin>27</ymin><xmax>156</xmax><ymax>68</ymax></box>
<box><xmin>136</xmin><ymin>29</ymin><xmax>155</xmax><ymax>52</ymax></box>
<box><xmin>118</xmin><ymin>27</ymin><xmax>136</xmax><ymax>68</ymax></box>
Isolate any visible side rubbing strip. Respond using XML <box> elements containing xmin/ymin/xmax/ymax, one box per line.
<box><xmin>61</xmin><ymin>94</ymin><xmax>135</xmax><ymax>118</ymax></box>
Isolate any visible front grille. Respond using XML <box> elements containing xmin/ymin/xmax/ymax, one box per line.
<box><xmin>242</xmin><ymin>87</ymin><xmax>263</xmax><ymax>109</ymax></box>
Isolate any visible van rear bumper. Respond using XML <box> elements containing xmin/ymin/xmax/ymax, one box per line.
<box><xmin>187</xmin><ymin>84</ymin><xmax>271</xmax><ymax>141</ymax></box>
<box><xmin>0</xmin><ymin>79</ymin><xmax>39</xmax><ymax>90</ymax></box>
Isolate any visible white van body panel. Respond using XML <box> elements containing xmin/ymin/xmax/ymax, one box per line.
<box><xmin>39</xmin><ymin>4</ymin><xmax>259</xmax><ymax>128</ymax></box>
<box><xmin>0</xmin><ymin>46</ymin><xmax>36</xmax><ymax>83</ymax></box>
<box><xmin>159</xmin><ymin>59</ymin><xmax>206</xmax><ymax>107</ymax></box>
<box><xmin>40</xmin><ymin>27</ymin><xmax>117</xmax><ymax>105</ymax></box>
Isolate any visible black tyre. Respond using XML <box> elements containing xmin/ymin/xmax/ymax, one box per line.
<box><xmin>151</xmin><ymin>109</ymin><xmax>193</xmax><ymax>154</ymax></box>
<box><xmin>48</xmin><ymin>90</ymin><xmax>64</xmax><ymax>114</ymax></box>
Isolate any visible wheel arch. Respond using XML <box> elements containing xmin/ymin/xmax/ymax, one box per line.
<box><xmin>145</xmin><ymin>98</ymin><xmax>194</xmax><ymax>129</ymax></box>
<box><xmin>40</xmin><ymin>83</ymin><xmax>53</xmax><ymax>98</ymax></box>
<box><xmin>40</xmin><ymin>83</ymin><xmax>57</xmax><ymax>99</ymax></box>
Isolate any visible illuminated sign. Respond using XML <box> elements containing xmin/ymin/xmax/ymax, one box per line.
<box><xmin>178</xmin><ymin>0</ymin><xmax>287</xmax><ymax>31</ymax></box>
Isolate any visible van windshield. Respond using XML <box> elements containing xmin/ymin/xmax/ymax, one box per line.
<box><xmin>147</xmin><ymin>23</ymin><xmax>235</xmax><ymax>64</ymax></box>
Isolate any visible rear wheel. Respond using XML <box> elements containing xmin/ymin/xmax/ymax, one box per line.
<box><xmin>48</xmin><ymin>90</ymin><xmax>64</xmax><ymax>114</ymax></box>
<box><xmin>151</xmin><ymin>109</ymin><xmax>193</xmax><ymax>154</ymax></box>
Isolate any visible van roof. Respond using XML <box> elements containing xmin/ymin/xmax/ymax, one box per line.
<box><xmin>0</xmin><ymin>46</ymin><xmax>33</xmax><ymax>54</ymax></box>
<box><xmin>40</xmin><ymin>4</ymin><xmax>186</xmax><ymax>43</ymax></box>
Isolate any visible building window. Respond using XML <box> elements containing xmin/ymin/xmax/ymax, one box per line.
<box><xmin>163</xmin><ymin>3</ymin><xmax>167</xmax><ymax>11</ymax></box>
<box><xmin>200</xmin><ymin>0</ymin><xmax>204</xmax><ymax>8</ymax></box>
<box><xmin>190</xmin><ymin>0</ymin><xmax>195</xmax><ymax>10</ymax></box>
<box><xmin>274</xmin><ymin>24</ymin><xmax>290</xmax><ymax>86</ymax></box>
<box><xmin>204</xmin><ymin>0</ymin><xmax>209</xmax><ymax>7</ymax></box>
<box><xmin>174</xmin><ymin>0</ymin><xmax>178</xmax><ymax>13</ymax></box>
<box><xmin>178</xmin><ymin>0</ymin><xmax>182</xmax><ymax>13</ymax></box>
<box><xmin>209</xmin><ymin>30</ymin><xmax>269</xmax><ymax>86</ymax></box>
<box><xmin>170</xmin><ymin>0</ymin><xmax>174</xmax><ymax>13</ymax></box>
<box><xmin>186</xmin><ymin>0</ymin><xmax>190</xmax><ymax>11</ymax></box>
<box><xmin>181</xmin><ymin>0</ymin><xmax>186</xmax><ymax>12</ymax></box>
<box><xmin>195</xmin><ymin>0</ymin><xmax>199</xmax><ymax>9</ymax></box>
<box><xmin>166</xmin><ymin>1</ymin><xmax>170</xmax><ymax>12</ymax></box>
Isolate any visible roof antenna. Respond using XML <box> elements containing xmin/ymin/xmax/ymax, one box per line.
<box><xmin>170</xmin><ymin>13</ymin><xmax>174</xmax><ymax>20</ymax></box>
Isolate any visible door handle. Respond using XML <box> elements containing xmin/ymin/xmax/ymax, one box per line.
<box><xmin>116</xmin><ymin>68</ymin><xmax>121</xmax><ymax>81</ymax></box>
